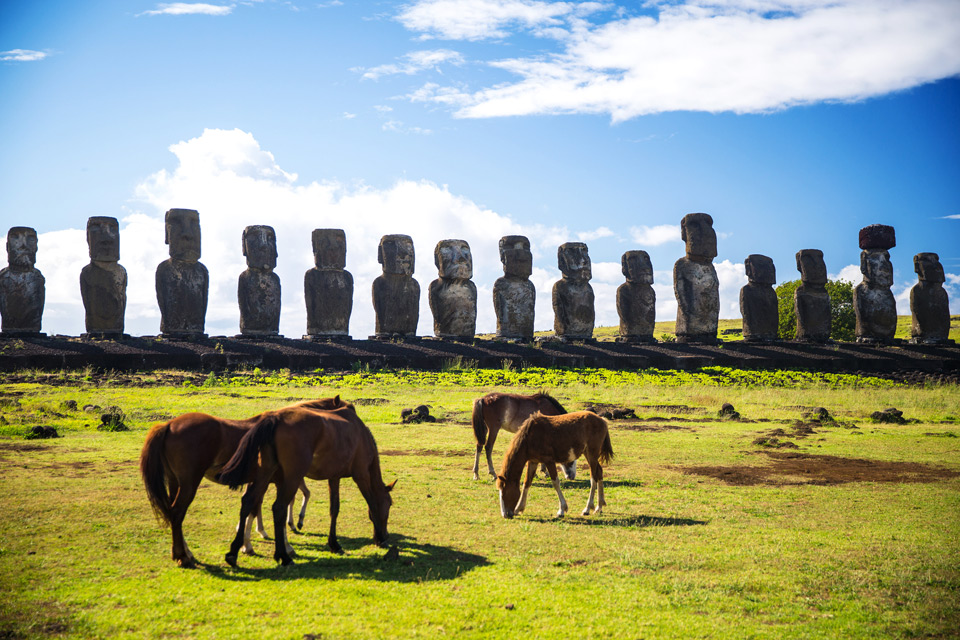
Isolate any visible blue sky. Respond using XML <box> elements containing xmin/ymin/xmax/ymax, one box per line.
<box><xmin>2</xmin><ymin>0</ymin><xmax>958</xmax><ymax>338</ymax></box>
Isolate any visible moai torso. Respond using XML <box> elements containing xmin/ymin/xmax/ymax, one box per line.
<box><xmin>0</xmin><ymin>227</ymin><xmax>45</xmax><ymax>335</ymax></box>
<box><xmin>429</xmin><ymin>239</ymin><xmax>477</xmax><ymax>339</ymax></box>
<box><xmin>372</xmin><ymin>234</ymin><xmax>419</xmax><ymax>338</ymax></box>
<box><xmin>238</xmin><ymin>225</ymin><xmax>281</xmax><ymax>336</ymax></box>
<box><xmin>155</xmin><ymin>209</ymin><xmax>208</xmax><ymax>337</ymax></box>
<box><xmin>794</xmin><ymin>249</ymin><xmax>831</xmax><ymax>342</ymax></box>
<box><xmin>673</xmin><ymin>213</ymin><xmax>719</xmax><ymax>342</ymax></box>
<box><xmin>617</xmin><ymin>250</ymin><xmax>656</xmax><ymax>341</ymax></box>
<box><xmin>493</xmin><ymin>235</ymin><xmax>535</xmax><ymax>340</ymax></box>
<box><xmin>80</xmin><ymin>217</ymin><xmax>127</xmax><ymax>336</ymax></box>
<box><xmin>739</xmin><ymin>254</ymin><xmax>778</xmax><ymax>342</ymax></box>
<box><xmin>910</xmin><ymin>252</ymin><xmax>951</xmax><ymax>343</ymax></box>
<box><xmin>552</xmin><ymin>242</ymin><xmax>594</xmax><ymax>339</ymax></box>
<box><xmin>304</xmin><ymin>229</ymin><xmax>353</xmax><ymax>338</ymax></box>
<box><xmin>854</xmin><ymin>225</ymin><xmax>897</xmax><ymax>344</ymax></box>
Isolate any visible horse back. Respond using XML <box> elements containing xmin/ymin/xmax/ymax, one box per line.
<box><xmin>273</xmin><ymin>406</ymin><xmax>375</xmax><ymax>481</ymax></box>
<box><xmin>163</xmin><ymin>412</ymin><xmax>250</xmax><ymax>482</ymax></box>
<box><xmin>480</xmin><ymin>392</ymin><xmax>565</xmax><ymax>434</ymax></box>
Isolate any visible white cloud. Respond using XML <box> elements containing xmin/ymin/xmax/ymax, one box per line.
<box><xmin>576</xmin><ymin>226</ymin><xmax>614</xmax><ymax>242</ymax></box>
<box><xmin>832</xmin><ymin>263</ymin><xmax>861</xmax><ymax>285</ymax></box>
<box><xmin>382</xmin><ymin>120</ymin><xmax>433</xmax><ymax>135</ymax></box>
<box><xmin>342</xmin><ymin>112</ymin><xmax>357</xmax><ymax>119</ymax></box>
<box><xmin>400</xmin><ymin>0</ymin><xmax>960</xmax><ymax>120</ymax></box>
<box><xmin>397</xmin><ymin>0</ymin><xmax>609</xmax><ymax>41</ymax></box>
<box><xmin>139</xmin><ymin>3</ymin><xmax>234</xmax><ymax>16</ymax></box>
<box><xmin>360</xmin><ymin>49</ymin><xmax>464</xmax><ymax>80</ymax></box>
<box><xmin>630</xmin><ymin>224</ymin><xmax>680</xmax><ymax>246</ymax></box>
<box><xmin>0</xmin><ymin>49</ymin><xmax>49</xmax><ymax>62</ymax></box>
<box><xmin>942</xmin><ymin>214</ymin><xmax>960</xmax><ymax>220</ymax></box>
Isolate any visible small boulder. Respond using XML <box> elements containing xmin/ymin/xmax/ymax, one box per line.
<box><xmin>27</xmin><ymin>425</ymin><xmax>59</xmax><ymax>439</ymax></box>
<box><xmin>871</xmin><ymin>407</ymin><xmax>906</xmax><ymax>424</ymax></box>
<box><xmin>718</xmin><ymin>403</ymin><xmax>740</xmax><ymax>420</ymax></box>
<box><xmin>401</xmin><ymin>405</ymin><xmax>436</xmax><ymax>424</ymax></box>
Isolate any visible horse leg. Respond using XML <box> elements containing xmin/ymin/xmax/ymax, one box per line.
<box><xmin>514</xmin><ymin>460</ymin><xmax>537</xmax><ymax>514</ymax></box>
<box><xmin>168</xmin><ymin>476</ymin><xmax>199</xmax><ymax>568</ymax></box>
<box><xmin>272</xmin><ymin>479</ymin><xmax>301</xmax><ymax>566</ymax></box>
<box><xmin>293</xmin><ymin>479</ymin><xmax>310</xmax><ymax>532</ymax></box>
<box><xmin>583</xmin><ymin>456</ymin><xmax>604</xmax><ymax>515</ymax></box>
<box><xmin>485</xmin><ymin>427</ymin><xmax>499</xmax><ymax>478</ymax></box>
<box><xmin>472</xmin><ymin>443</ymin><xmax>483</xmax><ymax>481</ymax></box>
<box><xmin>225</xmin><ymin>476</ymin><xmax>271</xmax><ymax>568</ymax></box>
<box><xmin>327</xmin><ymin>478</ymin><xmax>343</xmax><ymax>554</ymax></box>
<box><xmin>546</xmin><ymin>464</ymin><xmax>568</xmax><ymax>518</ymax></box>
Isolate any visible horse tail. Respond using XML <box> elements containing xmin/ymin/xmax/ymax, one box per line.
<box><xmin>140</xmin><ymin>422</ymin><xmax>173</xmax><ymax>527</ymax></box>
<box><xmin>599</xmin><ymin>426</ymin><xmax>614</xmax><ymax>466</ymax></box>
<box><xmin>471</xmin><ymin>398</ymin><xmax>487</xmax><ymax>446</ymax></box>
<box><xmin>217</xmin><ymin>413</ymin><xmax>279</xmax><ymax>490</ymax></box>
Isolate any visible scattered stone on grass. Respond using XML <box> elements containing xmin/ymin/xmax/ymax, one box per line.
<box><xmin>718</xmin><ymin>403</ymin><xmax>741</xmax><ymax>420</ymax></box>
<box><xmin>401</xmin><ymin>405</ymin><xmax>436</xmax><ymax>424</ymax></box>
<box><xmin>60</xmin><ymin>400</ymin><xmax>78</xmax><ymax>411</ymax></box>
<box><xmin>26</xmin><ymin>425</ymin><xmax>59</xmax><ymax>439</ymax></box>
<box><xmin>83</xmin><ymin>404</ymin><xmax>101</xmax><ymax>413</ymax></box>
<box><xmin>752</xmin><ymin>436</ymin><xmax>798</xmax><ymax>449</ymax></box>
<box><xmin>871</xmin><ymin>407</ymin><xmax>907</xmax><ymax>424</ymax></box>
<box><xmin>584</xmin><ymin>403</ymin><xmax>636</xmax><ymax>420</ymax></box>
<box><xmin>98</xmin><ymin>406</ymin><xmax>128</xmax><ymax>431</ymax></box>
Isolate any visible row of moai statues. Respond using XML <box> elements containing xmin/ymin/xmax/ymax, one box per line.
<box><xmin>0</xmin><ymin>212</ymin><xmax>952</xmax><ymax>344</ymax></box>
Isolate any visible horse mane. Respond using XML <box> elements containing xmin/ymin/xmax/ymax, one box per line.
<box><xmin>501</xmin><ymin>412</ymin><xmax>545</xmax><ymax>479</ymax></box>
<box><xmin>535</xmin><ymin>392</ymin><xmax>567</xmax><ymax>414</ymax></box>
<box><xmin>217</xmin><ymin>412</ymin><xmax>280</xmax><ymax>490</ymax></box>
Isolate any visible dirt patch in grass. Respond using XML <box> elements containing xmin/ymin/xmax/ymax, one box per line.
<box><xmin>616</xmin><ymin>422</ymin><xmax>693</xmax><ymax>433</ymax></box>
<box><xmin>380</xmin><ymin>449</ymin><xmax>469</xmax><ymax>457</ymax></box>
<box><xmin>353</xmin><ymin>398</ymin><xmax>389</xmax><ymax>406</ymax></box>
<box><xmin>678</xmin><ymin>451</ymin><xmax>960</xmax><ymax>486</ymax></box>
<box><xmin>0</xmin><ymin>441</ymin><xmax>51</xmax><ymax>453</ymax></box>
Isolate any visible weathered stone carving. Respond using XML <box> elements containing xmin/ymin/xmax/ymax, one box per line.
<box><xmin>0</xmin><ymin>226</ymin><xmax>45</xmax><ymax>336</ymax></box>
<box><xmin>80</xmin><ymin>216</ymin><xmax>127</xmax><ymax>337</ymax></box>
<box><xmin>740</xmin><ymin>254</ymin><xmax>778</xmax><ymax>342</ymax></box>
<box><xmin>616</xmin><ymin>250</ymin><xmax>656</xmax><ymax>342</ymax></box>
<box><xmin>674</xmin><ymin>213</ymin><xmax>719</xmax><ymax>343</ymax></box>
<box><xmin>155</xmin><ymin>208</ymin><xmax>208</xmax><ymax>338</ymax></box>
<box><xmin>552</xmin><ymin>242</ymin><xmax>594</xmax><ymax>340</ymax></box>
<box><xmin>493</xmin><ymin>235</ymin><xmax>535</xmax><ymax>341</ymax></box>
<box><xmin>237</xmin><ymin>225</ymin><xmax>281</xmax><ymax>337</ymax></box>
<box><xmin>910</xmin><ymin>253</ymin><xmax>951</xmax><ymax>344</ymax></box>
<box><xmin>794</xmin><ymin>249</ymin><xmax>831</xmax><ymax>342</ymax></box>
<box><xmin>854</xmin><ymin>225</ymin><xmax>896</xmax><ymax>344</ymax></box>
<box><xmin>304</xmin><ymin>229</ymin><xmax>353</xmax><ymax>339</ymax></box>
<box><xmin>429</xmin><ymin>239</ymin><xmax>477</xmax><ymax>339</ymax></box>
<box><xmin>372</xmin><ymin>234</ymin><xmax>419</xmax><ymax>338</ymax></box>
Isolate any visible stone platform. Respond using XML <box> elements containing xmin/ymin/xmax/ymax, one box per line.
<box><xmin>0</xmin><ymin>335</ymin><xmax>957</xmax><ymax>374</ymax></box>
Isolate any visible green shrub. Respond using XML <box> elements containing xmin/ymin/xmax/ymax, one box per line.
<box><xmin>775</xmin><ymin>278</ymin><xmax>855</xmax><ymax>341</ymax></box>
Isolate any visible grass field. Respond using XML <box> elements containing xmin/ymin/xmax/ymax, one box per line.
<box><xmin>1</xmin><ymin>367</ymin><xmax>958</xmax><ymax>639</ymax></box>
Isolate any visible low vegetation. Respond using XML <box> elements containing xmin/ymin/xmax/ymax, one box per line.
<box><xmin>0</xmin><ymin>366</ymin><xmax>958</xmax><ymax>638</ymax></box>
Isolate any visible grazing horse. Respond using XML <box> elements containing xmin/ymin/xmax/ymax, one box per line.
<box><xmin>139</xmin><ymin>396</ymin><xmax>345</xmax><ymax>568</ymax></box>
<box><xmin>217</xmin><ymin>402</ymin><xmax>395</xmax><ymax>567</ymax></box>
<box><xmin>471</xmin><ymin>392</ymin><xmax>576</xmax><ymax>481</ymax></box>
<box><xmin>496</xmin><ymin>411</ymin><xmax>613</xmax><ymax>519</ymax></box>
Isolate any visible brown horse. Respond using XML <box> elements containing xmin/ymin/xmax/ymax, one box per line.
<box><xmin>471</xmin><ymin>392</ymin><xmax>576</xmax><ymax>481</ymax></box>
<box><xmin>496</xmin><ymin>411</ymin><xmax>613</xmax><ymax>519</ymax></box>
<box><xmin>217</xmin><ymin>402</ymin><xmax>395</xmax><ymax>567</ymax></box>
<box><xmin>139</xmin><ymin>396</ymin><xmax>345</xmax><ymax>568</ymax></box>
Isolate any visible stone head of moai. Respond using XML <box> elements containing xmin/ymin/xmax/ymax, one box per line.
<box><xmin>6</xmin><ymin>227</ymin><xmax>38</xmax><ymax>270</ymax></box>
<box><xmin>860</xmin><ymin>250</ymin><xmax>893</xmax><ymax>288</ymax></box>
<box><xmin>745</xmin><ymin>254</ymin><xmax>776</xmax><ymax>286</ymax></box>
<box><xmin>622</xmin><ymin>250</ymin><xmax>653</xmax><ymax>284</ymax></box>
<box><xmin>378</xmin><ymin>234</ymin><xmax>415</xmax><ymax>276</ymax></box>
<box><xmin>681</xmin><ymin>213</ymin><xmax>717</xmax><ymax>262</ymax></box>
<box><xmin>165</xmin><ymin>209</ymin><xmax>201</xmax><ymax>262</ymax></box>
<box><xmin>914</xmin><ymin>252</ymin><xmax>944</xmax><ymax>284</ymax></box>
<box><xmin>312</xmin><ymin>229</ymin><xmax>346</xmax><ymax>270</ymax></box>
<box><xmin>87</xmin><ymin>217</ymin><xmax>120</xmax><ymax>263</ymax></box>
<box><xmin>499</xmin><ymin>235</ymin><xmax>532</xmax><ymax>278</ymax></box>
<box><xmin>558</xmin><ymin>242</ymin><xmax>591</xmax><ymax>282</ymax></box>
<box><xmin>796</xmin><ymin>249</ymin><xmax>827</xmax><ymax>286</ymax></box>
<box><xmin>242</xmin><ymin>225</ymin><xmax>278</xmax><ymax>271</ymax></box>
<box><xmin>435</xmin><ymin>239</ymin><xmax>472</xmax><ymax>280</ymax></box>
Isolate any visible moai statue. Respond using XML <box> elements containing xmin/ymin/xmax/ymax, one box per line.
<box><xmin>854</xmin><ymin>224</ymin><xmax>897</xmax><ymax>344</ymax></box>
<box><xmin>0</xmin><ymin>227</ymin><xmax>45</xmax><ymax>336</ymax></box>
<box><xmin>80</xmin><ymin>216</ymin><xmax>127</xmax><ymax>337</ymax></box>
<box><xmin>910</xmin><ymin>253</ymin><xmax>951</xmax><ymax>344</ymax></box>
<box><xmin>429</xmin><ymin>239</ymin><xmax>477</xmax><ymax>339</ymax></box>
<box><xmin>673</xmin><ymin>213</ymin><xmax>719</xmax><ymax>343</ymax></box>
<box><xmin>739</xmin><ymin>254</ymin><xmax>778</xmax><ymax>342</ymax></box>
<box><xmin>552</xmin><ymin>242</ymin><xmax>594</xmax><ymax>340</ymax></box>
<box><xmin>794</xmin><ymin>249</ymin><xmax>831</xmax><ymax>342</ymax></box>
<box><xmin>155</xmin><ymin>208</ymin><xmax>208</xmax><ymax>339</ymax></box>
<box><xmin>616</xmin><ymin>250</ymin><xmax>656</xmax><ymax>342</ymax></box>
<box><xmin>493</xmin><ymin>235</ymin><xmax>535</xmax><ymax>341</ymax></box>
<box><xmin>304</xmin><ymin>229</ymin><xmax>353</xmax><ymax>340</ymax></box>
<box><xmin>371</xmin><ymin>234</ymin><xmax>419</xmax><ymax>338</ymax></box>
<box><xmin>237</xmin><ymin>225</ymin><xmax>281</xmax><ymax>337</ymax></box>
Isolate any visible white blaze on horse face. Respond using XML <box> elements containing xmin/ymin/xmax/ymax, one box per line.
<box><xmin>499</xmin><ymin>489</ymin><xmax>511</xmax><ymax>518</ymax></box>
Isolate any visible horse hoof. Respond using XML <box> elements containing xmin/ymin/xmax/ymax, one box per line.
<box><xmin>225</xmin><ymin>554</ymin><xmax>238</xmax><ymax>568</ymax></box>
<box><xmin>581</xmin><ymin>509</ymin><xmax>590</xmax><ymax>516</ymax></box>
<box><xmin>177</xmin><ymin>557</ymin><xmax>196</xmax><ymax>569</ymax></box>
<box><xmin>242</xmin><ymin>547</ymin><xmax>256</xmax><ymax>556</ymax></box>
<box><xmin>277</xmin><ymin>556</ymin><xmax>295</xmax><ymax>567</ymax></box>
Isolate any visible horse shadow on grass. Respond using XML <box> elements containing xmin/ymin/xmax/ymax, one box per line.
<box><xmin>523</xmin><ymin>514</ymin><xmax>708</xmax><ymax>528</ymax></box>
<box><xmin>198</xmin><ymin>532</ymin><xmax>489</xmax><ymax>583</ymax></box>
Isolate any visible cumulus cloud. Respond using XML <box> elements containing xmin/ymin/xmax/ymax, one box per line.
<box><xmin>359</xmin><ymin>49</ymin><xmax>465</xmax><ymax>80</ymax></box>
<box><xmin>397</xmin><ymin>0</ymin><xmax>610</xmax><ymax>41</ymax></box>
<box><xmin>139</xmin><ymin>3</ymin><xmax>234</xmax><ymax>17</ymax></box>
<box><xmin>630</xmin><ymin>224</ymin><xmax>680</xmax><ymax>247</ymax></box>
<box><xmin>398</xmin><ymin>0</ymin><xmax>960</xmax><ymax>121</ymax></box>
<box><xmin>0</xmin><ymin>49</ymin><xmax>49</xmax><ymax>62</ymax></box>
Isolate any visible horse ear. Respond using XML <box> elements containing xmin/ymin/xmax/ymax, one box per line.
<box><xmin>386</xmin><ymin>479</ymin><xmax>397</xmax><ymax>492</ymax></box>
<box><xmin>334</xmin><ymin>394</ymin><xmax>340</xmax><ymax>404</ymax></box>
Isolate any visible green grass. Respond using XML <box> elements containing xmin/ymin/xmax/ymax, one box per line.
<box><xmin>1</xmin><ymin>368</ymin><xmax>958</xmax><ymax>639</ymax></box>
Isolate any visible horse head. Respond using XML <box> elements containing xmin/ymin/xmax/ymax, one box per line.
<box><xmin>496</xmin><ymin>474</ymin><xmax>520</xmax><ymax>519</ymax></box>
<box><xmin>370</xmin><ymin>479</ymin><xmax>396</xmax><ymax>546</ymax></box>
